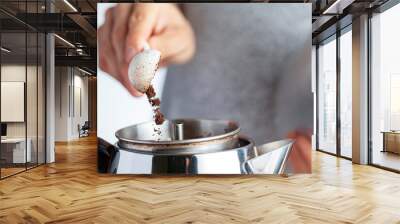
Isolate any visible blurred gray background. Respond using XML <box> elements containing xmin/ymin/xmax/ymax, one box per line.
<box><xmin>162</xmin><ymin>3</ymin><xmax>312</xmax><ymax>143</ymax></box>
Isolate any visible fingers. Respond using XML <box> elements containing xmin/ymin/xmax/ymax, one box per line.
<box><xmin>291</xmin><ymin>135</ymin><xmax>312</xmax><ymax>173</ymax></box>
<box><xmin>99</xmin><ymin>6</ymin><xmax>142</xmax><ymax>97</ymax></box>
<box><xmin>98</xmin><ymin>8</ymin><xmax>119</xmax><ymax>77</ymax></box>
<box><xmin>111</xmin><ymin>4</ymin><xmax>132</xmax><ymax>68</ymax></box>
<box><xmin>100</xmin><ymin>3</ymin><xmax>195</xmax><ymax>96</ymax></box>
<box><xmin>148</xmin><ymin>24</ymin><xmax>195</xmax><ymax>66</ymax></box>
<box><xmin>125</xmin><ymin>4</ymin><xmax>159</xmax><ymax>63</ymax></box>
<box><xmin>148</xmin><ymin>5</ymin><xmax>195</xmax><ymax>66</ymax></box>
<box><xmin>287</xmin><ymin>129</ymin><xmax>312</xmax><ymax>142</ymax></box>
<box><xmin>286</xmin><ymin>131</ymin><xmax>312</xmax><ymax>173</ymax></box>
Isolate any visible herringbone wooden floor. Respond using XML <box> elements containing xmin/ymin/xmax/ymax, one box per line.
<box><xmin>1</xmin><ymin>135</ymin><xmax>400</xmax><ymax>224</ymax></box>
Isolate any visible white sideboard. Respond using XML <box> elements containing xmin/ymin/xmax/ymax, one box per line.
<box><xmin>1</xmin><ymin>138</ymin><xmax>32</xmax><ymax>163</ymax></box>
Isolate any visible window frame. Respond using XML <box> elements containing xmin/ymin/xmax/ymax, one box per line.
<box><xmin>315</xmin><ymin>24</ymin><xmax>353</xmax><ymax>160</ymax></box>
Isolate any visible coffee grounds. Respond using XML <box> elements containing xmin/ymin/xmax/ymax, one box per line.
<box><xmin>145</xmin><ymin>85</ymin><xmax>156</xmax><ymax>98</ymax></box>
<box><xmin>153</xmin><ymin>127</ymin><xmax>161</xmax><ymax>135</ymax></box>
<box><xmin>141</xmin><ymin>59</ymin><xmax>164</xmax><ymax>140</ymax></box>
<box><xmin>154</xmin><ymin>108</ymin><xmax>165</xmax><ymax>125</ymax></box>
<box><xmin>150</xmin><ymin>98</ymin><xmax>160</xmax><ymax>107</ymax></box>
<box><xmin>145</xmin><ymin>84</ymin><xmax>165</xmax><ymax>126</ymax></box>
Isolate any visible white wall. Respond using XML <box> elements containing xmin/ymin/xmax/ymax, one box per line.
<box><xmin>55</xmin><ymin>67</ymin><xmax>89</xmax><ymax>141</ymax></box>
<box><xmin>55</xmin><ymin>67</ymin><xmax>68</xmax><ymax>141</ymax></box>
<box><xmin>72</xmin><ymin>73</ymin><xmax>89</xmax><ymax>138</ymax></box>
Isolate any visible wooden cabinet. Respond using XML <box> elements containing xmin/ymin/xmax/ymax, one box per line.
<box><xmin>382</xmin><ymin>132</ymin><xmax>400</xmax><ymax>154</ymax></box>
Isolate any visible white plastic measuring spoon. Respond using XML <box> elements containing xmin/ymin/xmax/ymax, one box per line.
<box><xmin>128</xmin><ymin>42</ymin><xmax>161</xmax><ymax>93</ymax></box>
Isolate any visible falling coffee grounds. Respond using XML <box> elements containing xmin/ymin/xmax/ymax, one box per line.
<box><xmin>145</xmin><ymin>85</ymin><xmax>165</xmax><ymax>125</ymax></box>
<box><xmin>145</xmin><ymin>85</ymin><xmax>156</xmax><ymax>98</ymax></box>
<box><xmin>154</xmin><ymin>109</ymin><xmax>165</xmax><ymax>124</ymax></box>
<box><xmin>150</xmin><ymin>98</ymin><xmax>160</xmax><ymax>107</ymax></box>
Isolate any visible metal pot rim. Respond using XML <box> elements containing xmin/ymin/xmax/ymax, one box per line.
<box><xmin>115</xmin><ymin>118</ymin><xmax>241</xmax><ymax>146</ymax></box>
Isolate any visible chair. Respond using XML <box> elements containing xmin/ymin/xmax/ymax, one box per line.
<box><xmin>78</xmin><ymin>121</ymin><xmax>90</xmax><ymax>138</ymax></box>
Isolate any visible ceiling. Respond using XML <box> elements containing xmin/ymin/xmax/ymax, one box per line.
<box><xmin>311</xmin><ymin>0</ymin><xmax>391</xmax><ymax>43</ymax></box>
<box><xmin>0</xmin><ymin>0</ymin><xmax>97</xmax><ymax>73</ymax></box>
<box><xmin>0</xmin><ymin>0</ymin><xmax>395</xmax><ymax>73</ymax></box>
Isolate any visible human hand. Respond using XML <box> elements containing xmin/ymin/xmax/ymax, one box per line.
<box><xmin>286</xmin><ymin>129</ymin><xmax>312</xmax><ymax>173</ymax></box>
<box><xmin>98</xmin><ymin>3</ymin><xmax>196</xmax><ymax>96</ymax></box>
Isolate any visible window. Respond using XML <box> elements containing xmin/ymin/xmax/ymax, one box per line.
<box><xmin>339</xmin><ymin>28</ymin><xmax>352</xmax><ymax>158</ymax></box>
<box><xmin>370</xmin><ymin>2</ymin><xmax>400</xmax><ymax>171</ymax></box>
<box><xmin>318</xmin><ymin>36</ymin><xmax>337</xmax><ymax>154</ymax></box>
<box><xmin>317</xmin><ymin>25</ymin><xmax>353</xmax><ymax>159</ymax></box>
<box><xmin>0</xmin><ymin>1</ymin><xmax>47</xmax><ymax>179</ymax></box>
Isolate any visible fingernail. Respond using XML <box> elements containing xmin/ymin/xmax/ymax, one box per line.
<box><xmin>125</xmin><ymin>48</ymin><xmax>136</xmax><ymax>63</ymax></box>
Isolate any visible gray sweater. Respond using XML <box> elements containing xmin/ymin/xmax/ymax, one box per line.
<box><xmin>161</xmin><ymin>3</ymin><xmax>313</xmax><ymax>144</ymax></box>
